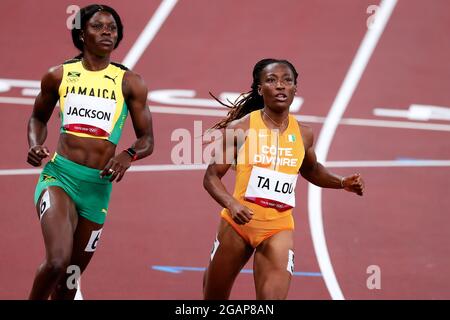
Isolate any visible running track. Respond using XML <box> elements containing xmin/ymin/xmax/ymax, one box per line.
<box><xmin>0</xmin><ymin>0</ymin><xmax>449</xmax><ymax>300</ymax></box>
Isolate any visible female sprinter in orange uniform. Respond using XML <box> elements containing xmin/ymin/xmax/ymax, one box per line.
<box><xmin>203</xmin><ymin>58</ymin><xmax>364</xmax><ymax>299</ymax></box>
<box><xmin>26</xmin><ymin>4</ymin><xmax>154</xmax><ymax>299</ymax></box>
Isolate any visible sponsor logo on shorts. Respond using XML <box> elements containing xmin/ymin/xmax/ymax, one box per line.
<box><xmin>42</xmin><ymin>174</ymin><xmax>57</xmax><ymax>183</ymax></box>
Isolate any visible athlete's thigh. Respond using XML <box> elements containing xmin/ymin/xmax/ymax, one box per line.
<box><xmin>204</xmin><ymin>219</ymin><xmax>254</xmax><ymax>299</ymax></box>
<box><xmin>36</xmin><ymin>186</ymin><xmax>78</xmax><ymax>260</ymax></box>
<box><xmin>253</xmin><ymin>229</ymin><xmax>294</xmax><ymax>299</ymax></box>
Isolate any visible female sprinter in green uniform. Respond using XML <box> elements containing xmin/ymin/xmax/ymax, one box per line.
<box><xmin>26</xmin><ymin>4</ymin><xmax>154</xmax><ymax>299</ymax></box>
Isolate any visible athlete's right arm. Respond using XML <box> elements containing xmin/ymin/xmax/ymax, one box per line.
<box><xmin>27</xmin><ymin>66</ymin><xmax>62</xmax><ymax>167</ymax></box>
<box><xmin>203</xmin><ymin>116</ymin><xmax>254</xmax><ymax>225</ymax></box>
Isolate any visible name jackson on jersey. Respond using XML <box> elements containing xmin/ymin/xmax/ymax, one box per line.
<box><xmin>65</xmin><ymin>105</ymin><xmax>112</xmax><ymax>121</ymax></box>
<box><xmin>62</xmin><ymin>85</ymin><xmax>117</xmax><ymax>100</ymax></box>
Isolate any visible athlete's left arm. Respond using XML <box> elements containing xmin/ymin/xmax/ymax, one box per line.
<box><xmin>124</xmin><ymin>71</ymin><xmax>154</xmax><ymax>157</ymax></box>
<box><xmin>102</xmin><ymin>71</ymin><xmax>154</xmax><ymax>182</ymax></box>
<box><xmin>299</xmin><ymin>123</ymin><xmax>364</xmax><ymax>196</ymax></box>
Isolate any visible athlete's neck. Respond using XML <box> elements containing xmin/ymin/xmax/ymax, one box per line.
<box><xmin>81</xmin><ymin>52</ymin><xmax>111</xmax><ymax>71</ymax></box>
<box><xmin>261</xmin><ymin>107</ymin><xmax>289</xmax><ymax>128</ymax></box>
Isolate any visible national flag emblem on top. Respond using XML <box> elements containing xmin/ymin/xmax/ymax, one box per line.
<box><xmin>68</xmin><ymin>71</ymin><xmax>81</xmax><ymax>77</ymax></box>
<box><xmin>288</xmin><ymin>134</ymin><xmax>296</xmax><ymax>142</ymax></box>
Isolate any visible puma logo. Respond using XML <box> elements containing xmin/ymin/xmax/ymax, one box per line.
<box><xmin>104</xmin><ymin>74</ymin><xmax>118</xmax><ymax>84</ymax></box>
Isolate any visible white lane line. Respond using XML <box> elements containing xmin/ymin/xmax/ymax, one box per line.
<box><xmin>149</xmin><ymin>106</ymin><xmax>327</xmax><ymax>124</ymax></box>
<box><xmin>122</xmin><ymin>0</ymin><xmax>178</xmax><ymax>69</ymax></box>
<box><xmin>4</xmin><ymin>97</ymin><xmax>450</xmax><ymax>132</ymax></box>
<box><xmin>0</xmin><ymin>78</ymin><xmax>39</xmax><ymax>88</ymax></box>
<box><xmin>0</xmin><ymin>168</ymin><xmax>42</xmax><ymax>176</ymax></box>
<box><xmin>0</xmin><ymin>164</ymin><xmax>207</xmax><ymax>176</ymax></box>
<box><xmin>0</xmin><ymin>97</ymin><xmax>35</xmax><ymax>105</ymax></box>
<box><xmin>2</xmin><ymin>160</ymin><xmax>448</xmax><ymax>176</ymax></box>
<box><xmin>338</xmin><ymin>117</ymin><xmax>450</xmax><ymax>132</ymax></box>
<box><xmin>127</xmin><ymin>164</ymin><xmax>207</xmax><ymax>172</ymax></box>
<box><xmin>150</xmin><ymin>106</ymin><xmax>228</xmax><ymax>117</ymax></box>
<box><xmin>374</xmin><ymin>104</ymin><xmax>450</xmax><ymax>121</ymax></box>
<box><xmin>326</xmin><ymin>160</ymin><xmax>450</xmax><ymax>168</ymax></box>
<box><xmin>149</xmin><ymin>106</ymin><xmax>450</xmax><ymax>132</ymax></box>
<box><xmin>308</xmin><ymin>0</ymin><xmax>398</xmax><ymax>300</ymax></box>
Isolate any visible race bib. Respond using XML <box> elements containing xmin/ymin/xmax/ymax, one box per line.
<box><xmin>244</xmin><ymin>166</ymin><xmax>298</xmax><ymax>211</ymax></box>
<box><xmin>63</xmin><ymin>93</ymin><xmax>116</xmax><ymax>137</ymax></box>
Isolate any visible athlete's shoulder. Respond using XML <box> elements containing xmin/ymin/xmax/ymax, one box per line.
<box><xmin>110</xmin><ymin>61</ymin><xmax>129</xmax><ymax>71</ymax></box>
<box><xmin>62</xmin><ymin>58</ymin><xmax>81</xmax><ymax>65</ymax></box>
<box><xmin>40</xmin><ymin>64</ymin><xmax>63</xmax><ymax>91</ymax></box>
<box><xmin>227</xmin><ymin>113</ymin><xmax>251</xmax><ymax>131</ymax></box>
<box><xmin>298</xmin><ymin>122</ymin><xmax>312</xmax><ymax>133</ymax></box>
<box><xmin>298</xmin><ymin>122</ymin><xmax>314</xmax><ymax>148</ymax></box>
<box><xmin>122</xmin><ymin>69</ymin><xmax>148</xmax><ymax>99</ymax></box>
<box><xmin>123</xmin><ymin>68</ymin><xmax>145</xmax><ymax>84</ymax></box>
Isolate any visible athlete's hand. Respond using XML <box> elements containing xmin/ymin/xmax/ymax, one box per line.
<box><xmin>342</xmin><ymin>173</ymin><xmax>365</xmax><ymax>196</ymax></box>
<box><xmin>100</xmin><ymin>151</ymin><xmax>133</xmax><ymax>182</ymax></box>
<box><xmin>228</xmin><ymin>200</ymin><xmax>254</xmax><ymax>225</ymax></box>
<box><xmin>27</xmin><ymin>145</ymin><xmax>50</xmax><ymax>167</ymax></box>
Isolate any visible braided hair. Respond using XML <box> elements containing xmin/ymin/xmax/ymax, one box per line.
<box><xmin>211</xmin><ymin>58</ymin><xmax>298</xmax><ymax>130</ymax></box>
<box><xmin>71</xmin><ymin>4</ymin><xmax>124</xmax><ymax>58</ymax></box>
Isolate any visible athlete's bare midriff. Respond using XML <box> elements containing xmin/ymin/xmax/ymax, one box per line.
<box><xmin>57</xmin><ymin>133</ymin><xmax>116</xmax><ymax>169</ymax></box>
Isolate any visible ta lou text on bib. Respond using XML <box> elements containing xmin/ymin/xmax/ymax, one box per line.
<box><xmin>244</xmin><ymin>166</ymin><xmax>298</xmax><ymax>211</ymax></box>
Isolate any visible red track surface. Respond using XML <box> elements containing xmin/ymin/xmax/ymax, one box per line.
<box><xmin>0</xmin><ymin>0</ymin><xmax>449</xmax><ymax>300</ymax></box>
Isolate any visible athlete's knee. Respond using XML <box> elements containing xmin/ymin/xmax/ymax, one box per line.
<box><xmin>257</xmin><ymin>281</ymin><xmax>289</xmax><ymax>300</ymax></box>
<box><xmin>256</xmin><ymin>271</ymin><xmax>291</xmax><ymax>300</ymax></box>
<box><xmin>43</xmin><ymin>257</ymin><xmax>70</xmax><ymax>277</ymax></box>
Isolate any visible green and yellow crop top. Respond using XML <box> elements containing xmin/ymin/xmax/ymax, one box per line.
<box><xmin>58</xmin><ymin>59</ymin><xmax>129</xmax><ymax>145</ymax></box>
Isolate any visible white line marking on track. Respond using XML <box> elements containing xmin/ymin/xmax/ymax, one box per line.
<box><xmin>4</xmin><ymin>97</ymin><xmax>449</xmax><ymax>132</ymax></box>
<box><xmin>0</xmin><ymin>78</ymin><xmax>39</xmax><ymax>88</ymax></box>
<box><xmin>338</xmin><ymin>117</ymin><xmax>450</xmax><ymax>132</ymax></box>
<box><xmin>374</xmin><ymin>104</ymin><xmax>450</xmax><ymax>121</ymax></box>
<box><xmin>122</xmin><ymin>0</ymin><xmax>178</xmax><ymax>69</ymax></box>
<box><xmin>0</xmin><ymin>97</ymin><xmax>35</xmax><ymax>105</ymax></box>
<box><xmin>2</xmin><ymin>160</ymin><xmax>448</xmax><ymax>176</ymax></box>
<box><xmin>128</xmin><ymin>164</ymin><xmax>207</xmax><ymax>172</ymax></box>
<box><xmin>308</xmin><ymin>0</ymin><xmax>398</xmax><ymax>300</ymax></box>
<box><xmin>149</xmin><ymin>106</ymin><xmax>326</xmax><ymax>124</ymax></box>
<box><xmin>0</xmin><ymin>168</ymin><xmax>42</xmax><ymax>175</ymax></box>
<box><xmin>326</xmin><ymin>160</ymin><xmax>450</xmax><ymax>168</ymax></box>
